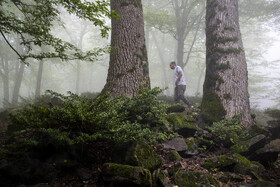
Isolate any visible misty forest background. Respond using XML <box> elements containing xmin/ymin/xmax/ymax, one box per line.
<box><xmin>0</xmin><ymin>0</ymin><xmax>280</xmax><ymax>111</ymax></box>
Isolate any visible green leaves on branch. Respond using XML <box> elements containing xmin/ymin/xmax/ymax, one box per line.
<box><xmin>0</xmin><ymin>0</ymin><xmax>117</xmax><ymax>63</ymax></box>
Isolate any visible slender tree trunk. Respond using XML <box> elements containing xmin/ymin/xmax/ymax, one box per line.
<box><xmin>195</xmin><ymin>65</ymin><xmax>205</xmax><ymax>96</ymax></box>
<box><xmin>201</xmin><ymin>0</ymin><xmax>253</xmax><ymax>127</ymax></box>
<box><xmin>35</xmin><ymin>60</ymin><xmax>44</xmax><ymax>98</ymax></box>
<box><xmin>75</xmin><ymin>61</ymin><xmax>81</xmax><ymax>94</ymax></box>
<box><xmin>0</xmin><ymin>57</ymin><xmax>10</xmax><ymax>106</ymax></box>
<box><xmin>151</xmin><ymin>32</ymin><xmax>170</xmax><ymax>95</ymax></box>
<box><xmin>12</xmin><ymin>62</ymin><xmax>25</xmax><ymax>105</ymax></box>
<box><xmin>102</xmin><ymin>0</ymin><xmax>150</xmax><ymax>97</ymax></box>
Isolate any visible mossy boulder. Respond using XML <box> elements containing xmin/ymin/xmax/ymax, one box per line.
<box><xmin>230</xmin><ymin>134</ymin><xmax>266</xmax><ymax>155</ymax></box>
<box><xmin>167</xmin><ymin>150</ymin><xmax>181</xmax><ymax>162</ymax></box>
<box><xmin>174</xmin><ymin>170</ymin><xmax>220</xmax><ymax>187</ymax></box>
<box><xmin>101</xmin><ymin>163</ymin><xmax>152</xmax><ymax>187</ymax></box>
<box><xmin>125</xmin><ymin>142</ymin><xmax>162</xmax><ymax>171</ymax></box>
<box><xmin>202</xmin><ymin>155</ymin><xmax>236</xmax><ymax>171</ymax></box>
<box><xmin>250</xmin><ymin>139</ymin><xmax>280</xmax><ymax>166</ymax></box>
<box><xmin>165</xmin><ymin>113</ymin><xmax>197</xmax><ymax>138</ymax></box>
<box><xmin>152</xmin><ymin>169</ymin><xmax>174</xmax><ymax>187</ymax></box>
<box><xmin>202</xmin><ymin>154</ymin><xmax>264</xmax><ymax>179</ymax></box>
<box><xmin>166</xmin><ymin>104</ymin><xmax>185</xmax><ymax>113</ymax></box>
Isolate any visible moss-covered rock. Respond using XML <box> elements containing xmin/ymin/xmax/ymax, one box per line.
<box><xmin>184</xmin><ymin>137</ymin><xmax>199</xmax><ymax>157</ymax></box>
<box><xmin>250</xmin><ymin>139</ymin><xmax>280</xmax><ymax>166</ymax></box>
<box><xmin>165</xmin><ymin>113</ymin><xmax>197</xmax><ymax>138</ymax></box>
<box><xmin>174</xmin><ymin>170</ymin><xmax>220</xmax><ymax>187</ymax></box>
<box><xmin>125</xmin><ymin>142</ymin><xmax>162</xmax><ymax>171</ymax></box>
<box><xmin>166</xmin><ymin>104</ymin><xmax>185</xmax><ymax>113</ymax></box>
<box><xmin>102</xmin><ymin>163</ymin><xmax>152</xmax><ymax>187</ymax></box>
<box><xmin>167</xmin><ymin>150</ymin><xmax>181</xmax><ymax>162</ymax></box>
<box><xmin>230</xmin><ymin>134</ymin><xmax>266</xmax><ymax>155</ymax></box>
<box><xmin>152</xmin><ymin>169</ymin><xmax>174</xmax><ymax>187</ymax></box>
<box><xmin>202</xmin><ymin>154</ymin><xmax>264</xmax><ymax>179</ymax></box>
<box><xmin>202</xmin><ymin>155</ymin><xmax>236</xmax><ymax>172</ymax></box>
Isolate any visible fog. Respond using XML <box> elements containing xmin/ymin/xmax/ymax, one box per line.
<box><xmin>0</xmin><ymin>0</ymin><xmax>279</xmax><ymax>110</ymax></box>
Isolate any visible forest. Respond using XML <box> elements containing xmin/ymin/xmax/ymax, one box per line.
<box><xmin>0</xmin><ymin>0</ymin><xmax>279</xmax><ymax>186</ymax></box>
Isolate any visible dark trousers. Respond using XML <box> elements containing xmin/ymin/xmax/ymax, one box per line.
<box><xmin>174</xmin><ymin>85</ymin><xmax>192</xmax><ymax>107</ymax></box>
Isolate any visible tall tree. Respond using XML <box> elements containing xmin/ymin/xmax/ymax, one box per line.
<box><xmin>201</xmin><ymin>0</ymin><xmax>254</xmax><ymax>127</ymax></box>
<box><xmin>102</xmin><ymin>0</ymin><xmax>150</xmax><ymax>97</ymax></box>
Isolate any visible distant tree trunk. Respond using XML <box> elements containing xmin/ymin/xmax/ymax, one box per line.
<box><xmin>75</xmin><ymin>61</ymin><xmax>81</xmax><ymax>94</ymax></box>
<box><xmin>12</xmin><ymin>62</ymin><xmax>25</xmax><ymax>105</ymax></box>
<box><xmin>0</xmin><ymin>57</ymin><xmax>10</xmax><ymax>106</ymax></box>
<box><xmin>195</xmin><ymin>65</ymin><xmax>205</xmax><ymax>96</ymax></box>
<box><xmin>201</xmin><ymin>0</ymin><xmax>254</xmax><ymax>127</ymax></box>
<box><xmin>35</xmin><ymin>60</ymin><xmax>44</xmax><ymax>98</ymax></box>
<box><xmin>102</xmin><ymin>0</ymin><xmax>150</xmax><ymax>97</ymax></box>
<box><xmin>151</xmin><ymin>32</ymin><xmax>170</xmax><ymax>95</ymax></box>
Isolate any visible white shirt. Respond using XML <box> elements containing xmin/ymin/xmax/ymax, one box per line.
<box><xmin>174</xmin><ymin>66</ymin><xmax>186</xmax><ymax>85</ymax></box>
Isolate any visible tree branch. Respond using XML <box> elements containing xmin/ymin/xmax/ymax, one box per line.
<box><xmin>0</xmin><ymin>30</ymin><xmax>25</xmax><ymax>62</ymax></box>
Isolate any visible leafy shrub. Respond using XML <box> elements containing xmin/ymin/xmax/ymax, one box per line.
<box><xmin>8</xmin><ymin>87</ymin><xmax>171</xmax><ymax>147</ymax></box>
<box><xmin>208</xmin><ymin>115</ymin><xmax>244</xmax><ymax>146</ymax></box>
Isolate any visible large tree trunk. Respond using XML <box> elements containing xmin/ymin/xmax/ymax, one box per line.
<box><xmin>102</xmin><ymin>0</ymin><xmax>150</xmax><ymax>97</ymax></box>
<box><xmin>201</xmin><ymin>0</ymin><xmax>254</xmax><ymax>127</ymax></box>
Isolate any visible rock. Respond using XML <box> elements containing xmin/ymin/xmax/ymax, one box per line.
<box><xmin>267</xmin><ymin>120</ymin><xmax>280</xmax><ymax>139</ymax></box>
<box><xmin>101</xmin><ymin>163</ymin><xmax>152</xmax><ymax>187</ymax></box>
<box><xmin>202</xmin><ymin>154</ymin><xmax>264</xmax><ymax>179</ymax></box>
<box><xmin>125</xmin><ymin>142</ymin><xmax>162</xmax><ymax>171</ymax></box>
<box><xmin>166</xmin><ymin>104</ymin><xmax>185</xmax><ymax>113</ymax></box>
<box><xmin>184</xmin><ymin>137</ymin><xmax>199</xmax><ymax>157</ymax></box>
<box><xmin>174</xmin><ymin>170</ymin><xmax>220</xmax><ymax>187</ymax></box>
<box><xmin>167</xmin><ymin>150</ymin><xmax>181</xmax><ymax>162</ymax></box>
<box><xmin>77</xmin><ymin>168</ymin><xmax>92</xmax><ymax>181</ymax></box>
<box><xmin>0</xmin><ymin>156</ymin><xmax>57</xmax><ymax>185</ymax></box>
<box><xmin>250</xmin><ymin>139</ymin><xmax>280</xmax><ymax>166</ymax></box>
<box><xmin>230</xmin><ymin>134</ymin><xmax>266</xmax><ymax>156</ymax></box>
<box><xmin>162</xmin><ymin>137</ymin><xmax>188</xmax><ymax>152</ymax></box>
<box><xmin>163</xmin><ymin>137</ymin><xmax>198</xmax><ymax>158</ymax></box>
<box><xmin>165</xmin><ymin>113</ymin><xmax>197</xmax><ymax>138</ymax></box>
<box><xmin>152</xmin><ymin>169</ymin><xmax>174</xmax><ymax>187</ymax></box>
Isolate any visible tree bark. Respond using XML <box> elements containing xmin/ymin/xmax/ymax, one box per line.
<box><xmin>102</xmin><ymin>0</ymin><xmax>150</xmax><ymax>97</ymax></box>
<box><xmin>0</xmin><ymin>57</ymin><xmax>10</xmax><ymax>107</ymax></box>
<box><xmin>35</xmin><ymin>60</ymin><xmax>44</xmax><ymax>98</ymax></box>
<box><xmin>201</xmin><ymin>0</ymin><xmax>254</xmax><ymax>127</ymax></box>
<box><xmin>12</xmin><ymin>62</ymin><xmax>25</xmax><ymax>105</ymax></box>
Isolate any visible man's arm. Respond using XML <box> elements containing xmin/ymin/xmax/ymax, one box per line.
<box><xmin>175</xmin><ymin>72</ymin><xmax>183</xmax><ymax>85</ymax></box>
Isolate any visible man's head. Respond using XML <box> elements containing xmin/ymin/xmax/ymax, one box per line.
<box><xmin>170</xmin><ymin>61</ymin><xmax>176</xmax><ymax>69</ymax></box>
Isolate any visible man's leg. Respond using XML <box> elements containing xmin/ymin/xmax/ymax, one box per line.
<box><xmin>174</xmin><ymin>86</ymin><xmax>180</xmax><ymax>103</ymax></box>
<box><xmin>178</xmin><ymin>85</ymin><xmax>192</xmax><ymax>108</ymax></box>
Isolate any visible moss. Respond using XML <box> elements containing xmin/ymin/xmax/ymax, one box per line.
<box><xmin>217</xmin><ymin>61</ymin><xmax>231</xmax><ymax>71</ymax></box>
<box><xmin>116</xmin><ymin>73</ymin><xmax>125</xmax><ymax>78</ymax></box>
<box><xmin>185</xmin><ymin>137</ymin><xmax>198</xmax><ymax>153</ymax></box>
<box><xmin>166</xmin><ymin>104</ymin><xmax>185</xmax><ymax>113</ymax></box>
<box><xmin>216</xmin><ymin>47</ymin><xmax>243</xmax><ymax>54</ymax></box>
<box><xmin>202</xmin><ymin>154</ymin><xmax>264</xmax><ymax>179</ymax></box>
<box><xmin>102</xmin><ymin>163</ymin><xmax>152</xmax><ymax>186</ymax></box>
<box><xmin>223</xmin><ymin>93</ymin><xmax>231</xmax><ymax>100</ymax></box>
<box><xmin>165</xmin><ymin>113</ymin><xmax>197</xmax><ymax>130</ymax></box>
<box><xmin>202</xmin><ymin>155</ymin><xmax>236</xmax><ymax>172</ymax></box>
<box><xmin>125</xmin><ymin>142</ymin><xmax>162</xmax><ymax>171</ymax></box>
<box><xmin>217</xmin><ymin>36</ymin><xmax>238</xmax><ymax>44</ymax></box>
<box><xmin>167</xmin><ymin>150</ymin><xmax>181</xmax><ymax>162</ymax></box>
<box><xmin>120</xmin><ymin>0</ymin><xmax>142</xmax><ymax>8</ymax></box>
<box><xmin>175</xmin><ymin>170</ymin><xmax>220</xmax><ymax>187</ymax></box>
<box><xmin>201</xmin><ymin>92</ymin><xmax>226</xmax><ymax>125</ymax></box>
<box><xmin>224</xmin><ymin>26</ymin><xmax>235</xmax><ymax>31</ymax></box>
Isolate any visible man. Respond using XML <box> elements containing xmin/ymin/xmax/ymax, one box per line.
<box><xmin>169</xmin><ymin>61</ymin><xmax>193</xmax><ymax>108</ymax></box>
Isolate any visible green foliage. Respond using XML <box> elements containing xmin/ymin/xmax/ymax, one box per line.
<box><xmin>0</xmin><ymin>0</ymin><xmax>118</xmax><ymax>63</ymax></box>
<box><xmin>208</xmin><ymin>115</ymin><xmax>243</xmax><ymax>145</ymax></box>
<box><xmin>8</xmin><ymin>87</ymin><xmax>171</xmax><ymax>147</ymax></box>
